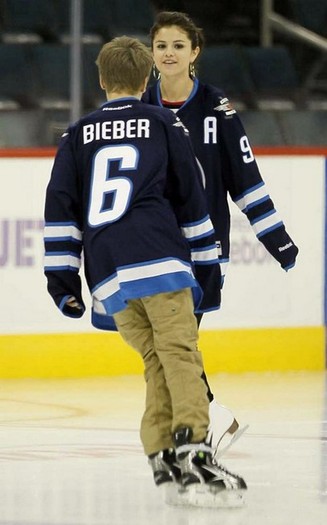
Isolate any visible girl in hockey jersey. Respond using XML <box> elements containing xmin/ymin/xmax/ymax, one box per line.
<box><xmin>44</xmin><ymin>36</ymin><xmax>246</xmax><ymax>506</ymax></box>
<box><xmin>143</xmin><ymin>10</ymin><xmax>299</xmax><ymax>456</ymax></box>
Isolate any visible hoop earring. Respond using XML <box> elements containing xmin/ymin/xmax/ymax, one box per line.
<box><xmin>189</xmin><ymin>63</ymin><xmax>196</xmax><ymax>79</ymax></box>
<box><xmin>152</xmin><ymin>63</ymin><xmax>161</xmax><ymax>80</ymax></box>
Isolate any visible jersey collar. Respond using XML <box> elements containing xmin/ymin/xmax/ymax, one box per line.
<box><xmin>156</xmin><ymin>78</ymin><xmax>199</xmax><ymax>110</ymax></box>
<box><xmin>101</xmin><ymin>96</ymin><xmax>140</xmax><ymax>107</ymax></box>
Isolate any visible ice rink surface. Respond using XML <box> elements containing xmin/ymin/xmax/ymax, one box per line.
<box><xmin>0</xmin><ymin>371</ymin><xmax>326</xmax><ymax>524</ymax></box>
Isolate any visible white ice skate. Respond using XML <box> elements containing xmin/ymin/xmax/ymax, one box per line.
<box><xmin>207</xmin><ymin>401</ymin><xmax>249</xmax><ymax>460</ymax></box>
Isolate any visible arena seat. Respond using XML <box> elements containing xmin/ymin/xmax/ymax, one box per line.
<box><xmin>107</xmin><ymin>0</ymin><xmax>153</xmax><ymax>43</ymax></box>
<box><xmin>83</xmin><ymin>44</ymin><xmax>106</xmax><ymax>110</ymax></box>
<box><xmin>289</xmin><ymin>0</ymin><xmax>327</xmax><ymax>35</ymax></box>
<box><xmin>198</xmin><ymin>45</ymin><xmax>256</xmax><ymax>109</ymax></box>
<box><xmin>0</xmin><ymin>0</ymin><xmax>57</xmax><ymax>43</ymax></box>
<box><xmin>242</xmin><ymin>46</ymin><xmax>300</xmax><ymax>110</ymax></box>
<box><xmin>0</xmin><ymin>43</ymin><xmax>37</xmax><ymax>109</ymax></box>
<box><xmin>31</xmin><ymin>44</ymin><xmax>71</xmax><ymax>110</ymax></box>
<box><xmin>56</xmin><ymin>0</ymin><xmax>113</xmax><ymax>44</ymax></box>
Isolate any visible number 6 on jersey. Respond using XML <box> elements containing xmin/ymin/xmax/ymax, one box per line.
<box><xmin>88</xmin><ymin>144</ymin><xmax>137</xmax><ymax>226</ymax></box>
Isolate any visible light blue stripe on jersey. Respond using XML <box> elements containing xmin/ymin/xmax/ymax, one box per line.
<box><xmin>234</xmin><ymin>182</ymin><xmax>269</xmax><ymax>212</ymax></box>
<box><xmin>44</xmin><ymin>252</ymin><xmax>81</xmax><ymax>270</ymax></box>
<box><xmin>191</xmin><ymin>245</ymin><xmax>219</xmax><ymax>264</ymax></box>
<box><xmin>91</xmin><ymin>275</ymin><xmax>203</xmax><ymax>331</ymax></box>
<box><xmin>93</xmin><ymin>257</ymin><xmax>194</xmax><ymax>300</ymax></box>
<box><xmin>91</xmin><ymin>257</ymin><xmax>201</xmax><ymax>315</ymax></box>
<box><xmin>156</xmin><ymin>78</ymin><xmax>199</xmax><ymax>110</ymax></box>
<box><xmin>44</xmin><ymin>222</ymin><xmax>82</xmax><ymax>242</ymax></box>
<box><xmin>251</xmin><ymin>209</ymin><xmax>284</xmax><ymax>238</ymax></box>
<box><xmin>102</xmin><ymin>273</ymin><xmax>201</xmax><ymax>316</ymax></box>
<box><xmin>180</xmin><ymin>215</ymin><xmax>214</xmax><ymax>241</ymax></box>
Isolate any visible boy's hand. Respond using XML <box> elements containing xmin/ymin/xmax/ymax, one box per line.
<box><xmin>63</xmin><ymin>296</ymin><xmax>84</xmax><ymax>317</ymax></box>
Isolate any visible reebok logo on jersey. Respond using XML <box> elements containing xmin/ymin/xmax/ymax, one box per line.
<box><xmin>102</xmin><ymin>104</ymin><xmax>132</xmax><ymax>111</ymax></box>
<box><xmin>214</xmin><ymin>97</ymin><xmax>236</xmax><ymax>116</ymax></box>
<box><xmin>278</xmin><ymin>242</ymin><xmax>293</xmax><ymax>252</ymax></box>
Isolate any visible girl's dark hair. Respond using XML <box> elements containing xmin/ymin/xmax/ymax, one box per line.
<box><xmin>150</xmin><ymin>11</ymin><xmax>205</xmax><ymax>58</ymax></box>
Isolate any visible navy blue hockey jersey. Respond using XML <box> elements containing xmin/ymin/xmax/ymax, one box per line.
<box><xmin>142</xmin><ymin>79</ymin><xmax>299</xmax><ymax>281</ymax></box>
<box><xmin>44</xmin><ymin>97</ymin><xmax>221</xmax><ymax>330</ymax></box>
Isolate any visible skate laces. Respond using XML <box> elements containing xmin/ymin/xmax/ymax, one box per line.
<box><xmin>177</xmin><ymin>444</ymin><xmax>242</xmax><ymax>481</ymax></box>
<box><xmin>212</xmin><ymin>462</ymin><xmax>247</xmax><ymax>488</ymax></box>
<box><xmin>175</xmin><ymin>442</ymin><xmax>213</xmax><ymax>457</ymax></box>
<box><xmin>214</xmin><ymin>462</ymin><xmax>238</xmax><ymax>477</ymax></box>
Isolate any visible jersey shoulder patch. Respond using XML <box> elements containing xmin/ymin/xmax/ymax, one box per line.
<box><xmin>214</xmin><ymin>97</ymin><xmax>236</xmax><ymax>117</ymax></box>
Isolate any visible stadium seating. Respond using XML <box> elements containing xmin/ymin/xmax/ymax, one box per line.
<box><xmin>289</xmin><ymin>0</ymin><xmax>327</xmax><ymax>35</ymax></box>
<box><xmin>55</xmin><ymin>0</ymin><xmax>113</xmax><ymax>44</ymax></box>
<box><xmin>198</xmin><ymin>45</ymin><xmax>256</xmax><ymax>109</ymax></box>
<box><xmin>30</xmin><ymin>44</ymin><xmax>71</xmax><ymax>110</ymax></box>
<box><xmin>83</xmin><ymin>43</ymin><xmax>106</xmax><ymax>109</ymax></box>
<box><xmin>0</xmin><ymin>43</ymin><xmax>38</xmax><ymax>109</ymax></box>
<box><xmin>242</xmin><ymin>46</ymin><xmax>301</xmax><ymax>110</ymax></box>
<box><xmin>53</xmin><ymin>0</ymin><xmax>153</xmax><ymax>44</ymax></box>
<box><xmin>0</xmin><ymin>0</ymin><xmax>128</xmax><ymax>44</ymax></box>
<box><xmin>287</xmin><ymin>1</ymin><xmax>327</xmax><ymax>108</ymax></box>
<box><xmin>107</xmin><ymin>0</ymin><xmax>153</xmax><ymax>43</ymax></box>
<box><xmin>0</xmin><ymin>40</ymin><xmax>102</xmax><ymax>111</ymax></box>
<box><xmin>0</xmin><ymin>1</ymin><xmax>326</xmax><ymax>147</ymax></box>
<box><xmin>0</xmin><ymin>0</ymin><xmax>57</xmax><ymax>43</ymax></box>
<box><xmin>29</xmin><ymin>42</ymin><xmax>106</xmax><ymax>111</ymax></box>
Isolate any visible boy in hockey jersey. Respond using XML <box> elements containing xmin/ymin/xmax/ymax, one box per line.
<box><xmin>44</xmin><ymin>36</ymin><xmax>246</xmax><ymax>507</ymax></box>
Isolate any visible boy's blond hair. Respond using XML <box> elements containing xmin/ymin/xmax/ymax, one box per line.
<box><xmin>96</xmin><ymin>36</ymin><xmax>153</xmax><ymax>94</ymax></box>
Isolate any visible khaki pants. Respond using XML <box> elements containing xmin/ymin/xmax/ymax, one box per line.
<box><xmin>113</xmin><ymin>288</ymin><xmax>209</xmax><ymax>456</ymax></box>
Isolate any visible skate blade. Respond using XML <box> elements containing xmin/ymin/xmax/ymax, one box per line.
<box><xmin>164</xmin><ymin>483</ymin><xmax>189</xmax><ymax>506</ymax></box>
<box><xmin>164</xmin><ymin>483</ymin><xmax>246</xmax><ymax>508</ymax></box>
<box><xmin>215</xmin><ymin>424</ymin><xmax>249</xmax><ymax>460</ymax></box>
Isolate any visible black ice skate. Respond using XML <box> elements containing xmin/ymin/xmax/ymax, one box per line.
<box><xmin>148</xmin><ymin>448</ymin><xmax>181</xmax><ymax>486</ymax></box>
<box><xmin>167</xmin><ymin>427</ymin><xmax>247</xmax><ymax>507</ymax></box>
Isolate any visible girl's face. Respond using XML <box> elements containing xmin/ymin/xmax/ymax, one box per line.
<box><xmin>152</xmin><ymin>25</ymin><xmax>199</xmax><ymax>79</ymax></box>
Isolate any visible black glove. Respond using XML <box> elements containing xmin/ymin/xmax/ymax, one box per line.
<box><xmin>260</xmin><ymin>225</ymin><xmax>299</xmax><ymax>271</ymax></box>
<box><xmin>46</xmin><ymin>270</ymin><xmax>85</xmax><ymax>317</ymax></box>
<box><xmin>62</xmin><ymin>296</ymin><xmax>85</xmax><ymax>318</ymax></box>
